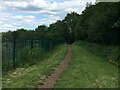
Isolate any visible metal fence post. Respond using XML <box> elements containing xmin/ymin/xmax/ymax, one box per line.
<box><xmin>12</xmin><ymin>31</ymin><xmax>17</xmax><ymax>69</ymax></box>
<box><xmin>13</xmin><ymin>40</ymin><xmax>16</xmax><ymax>69</ymax></box>
<box><xmin>31</xmin><ymin>40</ymin><xmax>33</xmax><ymax>49</ymax></box>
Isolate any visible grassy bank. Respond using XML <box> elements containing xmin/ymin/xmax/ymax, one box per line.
<box><xmin>75</xmin><ymin>41</ymin><xmax>119</xmax><ymax>65</ymax></box>
<box><xmin>55</xmin><ymin>42</ymin><xmax>118</xmax><ymax>88</ymax></box>
<box><xmin>2</xmin><ymin>44</ymin><xmax>67</xmax><ymax>88</ymax></box>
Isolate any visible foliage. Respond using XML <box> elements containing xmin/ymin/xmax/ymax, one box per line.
<box><xmin>2</xmin><ymin>40</ymin><xmax>64</xmax><ymax>73</ymax></box>
<box><xmin>75</xmin><ymin>41</ymin><xmax>119</xmax><ymax>65</ymax></box>
<box><xmin>74</xmin><ymin>2</ymin><xmax>120</xmax><ymax>44</ymax></box>
<box><xmin>2</xmin><ymin>2</ymin><xmax>120</xmax><ymax>72</ymax></box>
<box><xmin>2</xmin><ymin>2</ymin><xmax>120</xmax><ymax>45</ymax></box>
<box><xmin>2</xmin><ymin>44</ymin><xmax>67</xmax><ymax>88</ymax></box>
<box><xmin>54</xmin><ymin>43</ymin><xmax>118</xmax><ymax>88</ymax></box>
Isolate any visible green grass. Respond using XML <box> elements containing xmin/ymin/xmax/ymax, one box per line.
<box><xmin>54</xmin><ymin>42</ymin><xmax>118</xmax><ymax>88</ymax></box>
<box><xmin>2</xmin><ymin>44</ymin><xmax>67</xmax><ymax>88</ymax></box>
<box><xmin>75</xmin><ymin>41</ymin><xmax>119</xmax><ymax>65</ymax></box>
<box><xmin>2</xmin><ymin>40</ymin><xmax>64</xmax><ymax>73</ymax></box>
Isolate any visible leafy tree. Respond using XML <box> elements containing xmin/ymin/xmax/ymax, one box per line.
<box><xmin>34</xmin><ymin>25</ymin><xmax>47</xmax><ymax>39</ymax></box>
<box><xmin>2</xmin><ymin>2</ymin><xmax>120</xmax><ymax>45</ymax></box>
<box><xmin>63</xmin><ymin>12</ymin><xmax>80</xmax><ymax>43</ymax></box>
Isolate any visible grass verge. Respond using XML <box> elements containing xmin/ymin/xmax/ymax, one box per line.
<box><xmin>54</xmin><ymin>42</ymin><xmax>118</xmax><ymax>88</ymax></box>
<box><xmin>2</xmin><ymin>44</ymin><xmax>67</xmax><ymax>88</ymax></box>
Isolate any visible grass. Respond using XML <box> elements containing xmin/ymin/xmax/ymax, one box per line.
<box><xmin>2</xmin><ymin>40</ymin><xmax>64</xmax><ymax>73</ymax></box>
<box><xmin>75</xmin><ymin>41</ymin><xmax>119</xmax><ymax>65</ymax></box>
<box><xmin>2</xmin><ymin>44</ymin><xmax>67</xmax><ymax>88</ymax></box>
<box><xmin>54</xmin><ymin>42</ymin><xmax>118</xmax><ymax>88</ymax></box>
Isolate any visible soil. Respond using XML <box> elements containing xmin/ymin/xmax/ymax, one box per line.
<box><xmin>39</xmin><ymin>46</ymin><xmax>72</xmax><ymax>88</ymax></box>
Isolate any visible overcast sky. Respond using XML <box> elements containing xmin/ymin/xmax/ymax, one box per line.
<box><xmin>0</xmin><ymin>0</ymin><xmax>96</xmax><ymax>32</ymax></box>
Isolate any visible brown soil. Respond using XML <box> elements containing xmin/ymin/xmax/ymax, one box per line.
<box><xmin>39</xmin><ymin>45</ymin><xmax>72</xmax><ymax>88</ymax></box>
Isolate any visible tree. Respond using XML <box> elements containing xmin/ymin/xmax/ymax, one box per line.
<box><xmin>63</xmin><ymin>12</ymin><xmax>80</xmax><ymax>43</ymax></box>
<box><xmin>34</xmin><ymin>25</ymin><xmax>47</xmax><ymax>39</ymax></box>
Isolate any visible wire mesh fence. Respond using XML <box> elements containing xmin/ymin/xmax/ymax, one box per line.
<box><xmin>2</xmin><ymin>39</ymin><xmax>64</xmax><ymax>73</ymax></box>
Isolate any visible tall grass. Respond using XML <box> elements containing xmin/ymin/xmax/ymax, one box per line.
<box><xmin>2</xmin><ymin>40</ymin><xmax>64</xmax><ymax>74</ymax></box>
<box><xmin>55</xmin><ymin>42</ymin><xmax>118</xmax><ymax>88</ymax></box>
<box><xmin>2</xmin><ymin>44</ymin><xmax>67</xmax><ymax>88</ymax></box>
<box><xmin>75</xmin><ymin>41</ymin><xmax>119</xmax><ymax>66</ymax></box>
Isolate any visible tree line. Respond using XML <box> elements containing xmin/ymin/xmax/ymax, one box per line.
<box><xmin>2</xmin><ymin>2</ymin><xmax>120</xmax><ymax>45</ymax></box>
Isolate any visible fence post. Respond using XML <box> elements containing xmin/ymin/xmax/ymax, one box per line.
<box><xmin>31</xmin><ymin>40</ymin><xmax>33</xmax><ymax>49</ymax></box>
<box><xmin>12</xmin><ymin>31</ymin><xmax>17</xmax><ymax>69</ymax></box>
<box><xmin>13</xmin><ymin>40</ymin><xmax>16</xmax><ymax>69</ymax></box>
<box><xmin>0</xmin><ymin>33</ymin><xmax>2</xmax><ymax>90</ymax></box>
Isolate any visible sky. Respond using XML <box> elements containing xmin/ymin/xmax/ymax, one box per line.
<box><xmin>0</xmin><ymin>0</ymin><xmax>96</xmax><ymax>32</ymax></box>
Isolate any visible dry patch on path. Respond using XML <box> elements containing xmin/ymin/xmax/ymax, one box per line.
<box><xmin>39</xmin><ymin>46</ymin><xmax>72</xmax><ymax>88</ymax></box>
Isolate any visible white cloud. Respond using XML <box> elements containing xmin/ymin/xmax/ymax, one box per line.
<box><xmin>0</xmin><ymin>0</ymin><xmax>96</xmax><ymax>32</ymax></box>
<box><xmin>2</xmin><ymin>0</ymin><xmax>95</xmax><ymax>14</ymax></box>
<box><xmin>0</xmin><ymin>12</ymin><xmax>37</xmax><ymax>32</ymax></box>
<box><xmin>0</xmin><ymin>24</ymin><xmax>16</xmax><ymax>31</ymax></box>
<box><xmin>0</xmin><ymin>13</ymin><xmax>61</xmax><ymax>32</ymax></box>
<box><xmin>4</xmin><ymin>1</ymin><xmax>28</xmax><ymax>8</ymax></box>
<box><xmin>40</xmin><ymin>15</ymin><xmax>61</xmax><ymax>25</ymax></box>
<box><xmin>13</xmin><ymin>15</ymin><xmax>35</xmax><ymax>20</ymax></box>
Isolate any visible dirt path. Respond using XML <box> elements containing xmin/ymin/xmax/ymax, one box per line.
<box><xmin>39</xmin><ymin>45</ymin><xmax>72</xmax><ymax>88</ymax></box>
